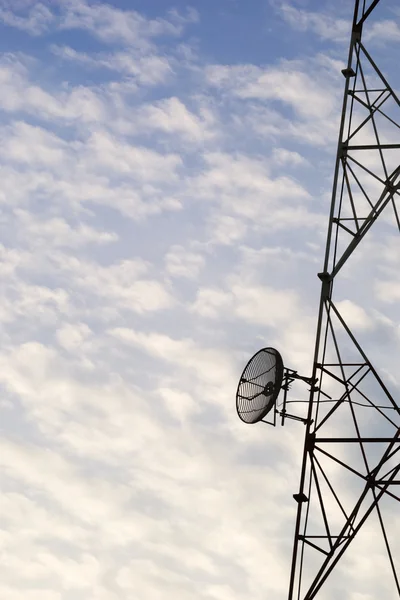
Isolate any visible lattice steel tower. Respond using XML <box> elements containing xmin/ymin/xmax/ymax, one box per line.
<box><xmin>236</xmin><ymin>0</ymin><xmax>400</xmax><ymax>597</ymax></box>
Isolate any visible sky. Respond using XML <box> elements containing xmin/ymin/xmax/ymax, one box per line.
<box><xmin>0</xmin><ymin>1</ymin><xmax>399</xmax><ymax>599</ymax></box>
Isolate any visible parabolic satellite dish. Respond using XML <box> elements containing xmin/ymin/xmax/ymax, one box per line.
<box><xmin>236</xmin><ymin>347</ymin><xmax>284</xmax><ymax>424</ymax></box>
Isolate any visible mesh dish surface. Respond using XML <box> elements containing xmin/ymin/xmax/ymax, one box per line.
<box><xmin>236</xmin><ymin>347</ymin><xmax>284</xmax><ymax>424</ymax></box>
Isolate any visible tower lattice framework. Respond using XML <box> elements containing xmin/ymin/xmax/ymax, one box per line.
<box><xmin>288</xmin><ymin>1</ymin><xmax>400</xmax><ymax>598</ymax></box>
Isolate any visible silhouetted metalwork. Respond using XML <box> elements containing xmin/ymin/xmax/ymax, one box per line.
<box><xmin>288</xmin><ymin>0</ymin><xmax>400</xmax><ymax>597</ymax></box>
<box><xmin>236</xmin><ymin>0</ymin><xmax>400</xmax><ymax>597</ymax></box>
<box><xmin>236</xmin><ymin>347</ymin><xmax>283</xmax><ymax>424</ymax></box>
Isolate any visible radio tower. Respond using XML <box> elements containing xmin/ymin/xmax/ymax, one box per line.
<box><xmin>235</xmin><ymin>0</ymin><xmax>400</xmax><ymax>598</ymax></box>
<box><xmin>288</xmin><ymin>0</ymin><xmax>400</xmax><ymax>597</ymax></box>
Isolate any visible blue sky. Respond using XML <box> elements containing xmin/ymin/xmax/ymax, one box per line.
<box><xmin>0</xmin><ymin>1</ymin><xmax>399</xmax><ymax>599</ymax></box>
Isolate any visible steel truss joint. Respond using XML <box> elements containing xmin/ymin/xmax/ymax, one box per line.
<box><xmin>293</xmin><ymin>492</ymin><xmax>309</xmax><ymax>504</ymax></box>
<box><xmin>317</xmin><ymin>272</ymin><xmax>332</xmax><ymax>299</ymax></box>
<box><xmin>306</xmin><ymin>431</ymin><xmax>315</xmax><ymax>452</ymax></box>
<box><xmin>352</xmin><ymin>21</ymin><xmax>362</xmax><ymax>41</ymax></box>
<box><xmin>341</xmin><ymin>67</ymin><xmax>356</xmax><ymax>79</ymax></box>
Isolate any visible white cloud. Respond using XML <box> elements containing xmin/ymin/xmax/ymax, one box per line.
<box><xmin>191</xmin><ymin>288</ymin><xmax>232</xmax><ymax>318</ymax></box>
<box><xmin>0</xmin><ymin>438</ymin><xmax>130</xmax><ymax>524</ymax></box>
<box><xmin>0</xmin><ymin>587</ymin><xmax>62</xmax><ymax>600</ymax></box>
<box><xmin>135</xmin><ymin>96</ymin><xmax>217</xmax><ymax>142</ymax></box>
<box><xmin>59</xmin><ymin>1</ymin><xmax>198</xmax><ymax>47</ymax></box>
<box><xmin>186</xmin><ymin>152</ymin><xmax>322</xmax><ymax>239</ymax></box>
<box><xmin>231</xmin><ymin>283</ymin><xmax>301</xmax><ymax>326</ymax></box>
<box><xmin>192</xmin><ymin>152</ymin><xmax>310</xmax><ymax>218</ymax></box>
<box><xmin>0</xmin><ymin>334</ymin><xmax>299</xmax><ymax>596</ymax></box>
<box><xmin>0</xmin><ymin>112</ymin><xmax>184</xmax><ymax>220</ymax></box>
<box><xmin>0</xmin><ymin>281</ymin><xmax>71</xmax><ymax>326</ymax></box>
<box><xmin>276</xmin><ymin>3</ymin><xmax>400</xmax><ymax>46</ymax></box>
<box><xmin>51</xmin><ymin>45</ymin><xmax>173</xmax><ymax>86</ymax></box>
<box><xmin>192</xmin><ymin>283</ymin><xmax>301</xmax><ymax>328</ymax></box>
<box><xmin>109</xmin><ymin>328</ymin><xmax>237</xmax><ymax>390</ymax></box>
<box><xmin>277</xmin><ymin>3</ymin><xmax>349</xmax><ymax>43</ymax></box>
<box><xmin>83</xmin><ymin>130</ymin><xmax>182</xmax><ymax>181</ymax></box>
<box><xmin>206</xmin><ymin>58</ymin><xmax>337</xmax><ymax>120</ymax></box>
<box><xmin>14</xmin><ymin>210</ymin><xmax>118</xmax><ymax>248</ymax></box>
<box><xmin>56</xmin><ymin>322</ymin><xmax>92</xmax><ymax>352</ymax></box>
<box><xmin>0</xmin><ymin>0</ymin><xmax>198</xmax><ymax>46</ymax></box>
<box><xmin>204</xmin><ymin>54</ymin><xmax>343</xmax><ymax>148</ymax></box>
<box><xmin>246</xmin><ymin>103</ymin><xmax>339</xmax><ymax>146</ymax></box>
<box><xmin>271</xmin><ymin>147</ymin><xmax>308</xmax><ymax>166</ymax></box>
<box><xmin>165</xmin><ymin>245</ymin><xmax>205</xmax><ymax>278</ymax></box>
<box><xmin>0</xmin><ymin>58</ymin><xmax>106</xmax><ymax>123</ymax></box>
<box><xmin>207</xmin><ymin>214</ymin><xmax>248</xmax><ymax>245</ymax></box>
<box><xmin>159</xmin><ymin>386</ymin><xmax>201</xmax><ymax>423</ymax></box>
<box><xmin>0</xmin><ymin>243</ymin><xmax>29</xmax><ymax>276</ymax></box>
<box><xmin>375</xmin><ymin>280</ymin><xmax>400</xmax><ymax>303</ymax></box>
<box><xmin>335</xmin><ymin>299</ymin><xmax>374</xmax><ymax>331</ymax></box>
<box><xmin>0</xmin><ymin>2</ymin><xmax>53</xmax><ymax>35</ymax></box>
<box><xmin>55</xmin><ymin>256</ymin><xmax>175</xmax><ymax>315</ymax></box>
<box><xmin>364</xmin><ymin>19</ymin><xmax>400</xmax><ymax>43</ymax></box>
<box><xmin>0</xmin><ymin>121</ymin><xmax>68</xmax><ymax>167</ymax></box>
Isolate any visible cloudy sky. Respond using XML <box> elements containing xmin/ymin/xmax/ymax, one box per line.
<box><xmin>0</xmin><ymin>1</ymin><xmax>399</xmax><ymax>599</ymax></box>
